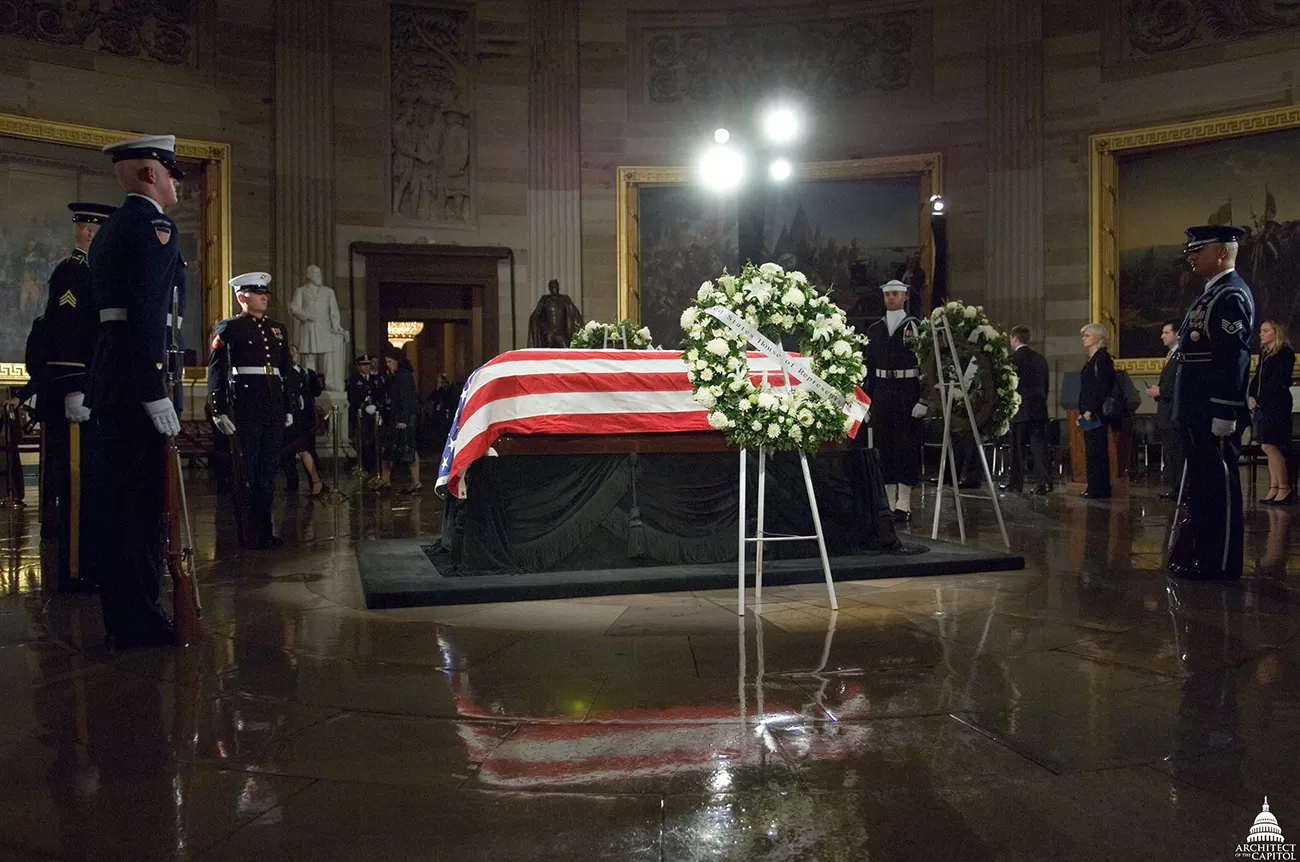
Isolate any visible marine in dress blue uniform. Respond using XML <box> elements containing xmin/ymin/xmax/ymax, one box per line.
<box><xmin>87</xmin><ymin>134</ymin><xmax>186</xmax><ymax>648</ymax></box>
<box><xmin>41</xmin><ymin>202</ymin><xmax>115</xmax><ymax>591</ymax></box>
<box><xmin>862</xmin><ymin>280</ymin><xmax>925</xmax><ymax>522</ymax></box>
<box><xmin>208</xmin><ymin>272</ymin><xmax>294</xmax><ymax>548</ymax></box>
<box><xmin>1170</xmin><ymin>224</ymin><xmax>1255</xmax><ymax>581</ymax></box>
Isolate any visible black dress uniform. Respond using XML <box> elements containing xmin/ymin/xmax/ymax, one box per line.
<box><xmin>1171</xmin><ymin>226</ymin><xmax>1256</xmax><ymax>581</ymax></box>
<box><xmin>40</xmin><ymin>203</ymin><xmax>115</xmax><ymax>591</ymax></box>
<box><xmin>862</xmin><ymin>289</ymin><xmax>923</xmax><ymax>518</ymax></box>
<box><xmin>346</xmin><ymin>358</ymin><xmax>385</xmax><ymax>473</ymax></box>
<box><xmin>87</xmin><ymin>134</ymin><xmax>187</xmax><ymax>648</ymax></box>
<box><xmin>208</xmin><ymin>275</ymin><xmax>293</xmax><ymax>548</ymax></box>
<box><xmin>1155</xmin><ymin>345</ymin><xmax>1184</xmax><ymax>495</ymax></box>
<box><xmin>1008</xmin><ymin>342</ymin><xmax>1051</xmax><ymax>492</ymax></box>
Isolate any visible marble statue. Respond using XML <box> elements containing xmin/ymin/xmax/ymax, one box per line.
<box><xmin>528</xmin><ymin>279</ymin><xmax>584</xmax><ymax>348</ymax></box>
<box><xmin>289</xmin><ymin>264</ymin><xmax>350</xmax><ymax>392</ymax></box>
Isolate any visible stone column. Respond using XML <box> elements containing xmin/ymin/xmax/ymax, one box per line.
<box><xmin>528</xmin><ymin>0</ymin><xmax>583</xmax><ymax>320</ymax></box>
<box><xmin>985</xmin><ymin>0</ymin><xmax>1044</xmax><ymax>333</ymax></box>
<box><xmin>274</xmin><ymin>0</ymin><xmax>335</xmax><ymax>320</ymax></box>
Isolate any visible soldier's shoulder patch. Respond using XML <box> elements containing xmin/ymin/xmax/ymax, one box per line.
<box><xmin>211</xmin><ymin>334</ymin><xmax>223</xmax><ymax>350</ymax></box>
<box><xmin>58</xmin><ymin>289</ymin><xmax>76</xmax><ymax>308</ymax></box>
<box><xmin>151</xmin><ymin>218</ymin><xmax>172</xmax><ymax>245</ymax></box>
<box><xmin>1221</xmin><ymin>319</ymin><xmax>1244</xmax><ymax>334</ymax></box>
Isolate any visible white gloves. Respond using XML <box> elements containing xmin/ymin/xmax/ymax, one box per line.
<box><xmin>285</xmin><ymin>413</ymin><xmax>294</xmax><ymax>428</ymax></box>
<box><xmin>65</xmin><ymin>392</ymin><xmax>91</xmax><ymax>424</ymax></box>
<box><xmin>365</xmin><ymin>404</ymin><xmax>377</xmax><ymax>416</ymax></box>
<box><xmin>143</xmin><ymin>398</ymin><xmax>180</xmax><ymax>436</ymax></box>
<box><xmin>213</xmin><ymin>414</ymin><xmax>236</xmax><ymax>436</ymax></box>
<box><xmin>910</xmin><ymin>402</ymin><xmax>928</xmax><ymax>420</ymax></box>
<box><xmin>1211</xmin><ymin>417</ymin><xmax>1236</xmax><ymax>438</ymax></box>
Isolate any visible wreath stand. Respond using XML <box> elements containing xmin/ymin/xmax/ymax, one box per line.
<box><xmin>927</xmin><ymin>314</ymin><xmax>1011</xmax><ymax>550</ymax></box>
<box><xmin>736</xmin><ymin>367</ymin><xmax>839</xmax><ymax>616</ymax></box>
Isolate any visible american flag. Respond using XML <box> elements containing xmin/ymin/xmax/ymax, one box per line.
<box><xmin>434</xmin><ymin>349</ymin><xmax>869</xmax><ymax>499</ymax></box>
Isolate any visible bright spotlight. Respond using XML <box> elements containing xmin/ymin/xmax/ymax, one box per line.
<box><xmin>700</xmin><ymin>145</ymin><xmax>745</xmax><ymax>191</ymax></box>
<box><xmin>763</xmin><ymin>107</ymin><xmax>799</xmax><ymax>143</ymax></box>
<box><xmin>714</xmin><ymin>128</ymin><xmax>730</xmax><ymax>144</ymax></box>
<box><xmin>930</xmin><ymin>194</ymin><xmax>946</xmax><ymax>215</ymax></box>
<box><xmin>769</xmin><ymin>158</ymin><xmax>792</xmax><ymax>181</ymax></box>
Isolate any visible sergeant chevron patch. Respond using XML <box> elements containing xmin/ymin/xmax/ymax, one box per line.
<box><xmin>1221</xmin><ymin>319</ymin><xmax>1243</xmax><ymax>334</ymax></box>
<box><xmin>58</xmin><ymin>290</ymin><xmax>76</xmax><ymax>308</ymax></box>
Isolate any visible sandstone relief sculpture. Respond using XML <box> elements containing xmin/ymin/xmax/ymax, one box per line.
<box><xmin>390</xmin><ymin>3</ymin><xmax>473</xmax><ymax>222</ymax></box>
<box><xmin>640</xmin><ymin>12</ymin><xmax>918</xmax><ymax>106</ymax></box>
<box><xmin>1124</xmin><ymin>0</ymin><xmax>1300</xmax><ymax>59</ymax></box>
<box><xmin>0</xmin><ymin>0</ymin><xmax>194</xmax><ymax>64</ymax></box>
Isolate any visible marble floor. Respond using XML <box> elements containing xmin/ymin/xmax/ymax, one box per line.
<box><xmin>0</xmin><ymin>467</ymin><xmax>1297</xmax><ymax>861</ymax></box>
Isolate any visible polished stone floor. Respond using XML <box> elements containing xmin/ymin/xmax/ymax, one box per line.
<box><xmin>0</xmin><ymin>466</ymin><xmax>1297</xmax><ymax>861</ymax></box>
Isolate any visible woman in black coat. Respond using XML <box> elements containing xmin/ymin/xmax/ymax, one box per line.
<box><xmin>284</xmin><ymin>346</ymin><xmax>329</xmax><ymax>496</ymax></box>
<box><xmin>1250</xmin><ymin>319</ymin><xmax>1296</xmax><ymax>505</ymax></box>
<box><xmin>1077</xmin><ymin>323</ymin><xmax>1115</xmax><ymax>499</ymax></box>
<box><xmin>380</xmin><ymin>346</ymin><xmax>422</xmax><ymax>493</ymax></box>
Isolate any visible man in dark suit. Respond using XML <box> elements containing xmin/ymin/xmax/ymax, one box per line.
<box><xmin>1169</xmin><ymin>225</ymin><xmax>1255</xmax><ymax>581</ymax></box>
<box><xmin>1005</xmin><ymin>326</ymin><xmax>1052</xmax><ymax>494</ymax></box>
<box><xmin>87</xmin><ymin>134</ymin><xmax>185</xmax><ymax>649</ymax></box>
<box><xmin>1146</xmin><ymin>319</ymin><xmax>1183</xmax><ymax>499</ymax></box>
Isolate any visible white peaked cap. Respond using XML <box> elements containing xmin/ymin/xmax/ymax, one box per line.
<box><xmin>880</xmin><ymin>279</ymin><xmax>909</xmax><ymax>293</ymax></box>
<box><xmin>101</xmin><ymin>134</ymin><xmax>177</xmax><ymax>155</ymax></box>
<box><xmin>229</xmin><ymin>271</ymin><xmax>272</xmax><ymax>292</ymax></box>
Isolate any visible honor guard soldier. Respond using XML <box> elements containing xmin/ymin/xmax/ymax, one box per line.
<box><xmin>87</xmin><ymin>134</ymin><xmax>185</xmax><ymax>649</ymax></box>
<box><xmin>208</xmin><ymin>272</ymin><xmax>294</xmax><ymax>548</ymax></box>
<box><xmin>41</xmin><ymin>202</ymin><xmax>115</xmax><ymax>591</ymax></box>
<box><xmin>863</xmin><ymin>279</ymin><xmax>926</xmax><ymax>522</ymax></box>
<box><xmin>1170</xmin><ymin>224</ymin><xmax>1255</xmax><ymax>581</ymax></box>
<box><xmin>346</xmin><ymin>354</ymin><xmax>385</xmax><ymax>475</ymax></box>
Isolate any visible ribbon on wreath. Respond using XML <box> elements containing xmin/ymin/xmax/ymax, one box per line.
<box><xmin>705</xmin><ymin>305</ymin><xmax>868</xmax><ymax>429</ymax></box>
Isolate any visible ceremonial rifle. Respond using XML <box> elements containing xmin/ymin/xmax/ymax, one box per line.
<box><xmin>164</xmin><ymin>285</ymin><xmax>201</xmax><ymax>646</ymax></box>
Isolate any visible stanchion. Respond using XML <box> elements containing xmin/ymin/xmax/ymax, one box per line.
<box><xmin>324</xmin><ymin>405</ymin><xmax>346</xmax><ymax>503</ymax></box>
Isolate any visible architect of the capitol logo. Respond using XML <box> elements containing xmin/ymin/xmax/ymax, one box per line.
<box><xmin>1236</xmin><ymin>798</ymin><xmax>1298</xmax><ymax>860</ymax></box>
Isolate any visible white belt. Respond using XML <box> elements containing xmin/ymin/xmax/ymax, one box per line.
<box><xmin>232</xmin><ymin>366</ymin><xmax>281</xmax><ymax>376</ymax></box>
<box><xmin>875</xmin><ymin>368</ymin><xmax>919</xmax><ymax>379</ymax></box>
<box><xmin>99</xmin><ymin>308</ymin><xmax>182</xmax><ymax>326</ymax></box>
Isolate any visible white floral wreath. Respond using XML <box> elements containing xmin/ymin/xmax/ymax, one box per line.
<box><xmin>680</xmin><ymin>261</ymin><xmax>869</xmax><ymax>451</ymax></box>
<box><xmin>570</xmin><ymin>319</ymin><xmax>654</xmax><ymax>349</ymax></box>
<box><xmin>910</xmin><ymin>301</ymin><xmax>1021</xmax><ymax>439</ymax></box>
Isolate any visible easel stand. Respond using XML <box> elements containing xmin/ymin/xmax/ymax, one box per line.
<box><xmin>735</xmin><ymin>370</ymin><xmax>838</xmax><ymax>616</ymax></box>
<box><xmin>927</xmin><ymin>315</ymin><xmax>1011</xmax><ymax>550</ymax></box>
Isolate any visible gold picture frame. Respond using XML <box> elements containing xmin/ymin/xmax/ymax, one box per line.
<box><xmin>0</xmin><ymin>112</ymin><xmax>233</xmax><ymax>383</ymax></box>
<box><xmin>617</xmin><ymin>154</ymin><xmax>943</xmax><ymax>325</ymax></box>
<box><xmin>1089</xmin><ymin>104</ymin><xmax>1300</xmax><ymax>373</ymax></box>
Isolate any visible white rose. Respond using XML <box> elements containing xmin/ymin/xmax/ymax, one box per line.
<box><xmin>637</xmin><ymin>327</ymin><xmax>651</xmax><ymax>341</ymax></box>
<box><xmin>832</xmin><ymin>340</ymin><xmax>851</xmax><ymax>357</ymax></box>
<box><xmin>696</xmin><ymin>389</ymin><xmax>716</xmax><ymax>409</ymax></box>
<box><xmin>726</xmin><ymin>356</ymin><xmax>740</xmax><ymax>369</ymax></box>
<box><xmin>584</xmin><ymin>320</ymin><xmax>599</xmax><ymax>332</ymax></box>
<box><xmin>759</xmin><ymin>262</ymin><xmax>782</xmax><ymax>276</ymax></box>
<box><xmin>799</xmin><ymin>409</ymin><xmax>814</xmax><ymax>427</ymax></box>
<box><xmin>947</xmin><ymin>301</ymin><xmax>961</xmax><ymax>311</ymax></box>
<box><xmin>707</xmin><ymin>411</ymin><xmax>730</xmax><ymax>430</ymax></box>
<box><xmin>687</xmin><ymin>349</ymin><xmax>699</xmax><ymax>361</ymax></box>
<box><xmin>1007</xmin><ymin>373</ymin><xmax>1020</xmax><ymax>388</ymax></box>
<box><xmin>789</xmin><ymin>271</ymin><xmax>807</xmax><ymax>284</ymax></box>
<box><xmin>680</xmin><ymin>307</ymin><xmax>698</xmax><ymax>329</ymax></box>
<box><xmin>757</xmin><ymin>392</ymin><xmax>778</xmax><ymax>410</ymax></box>
<box><xmin>767</xmin><ymin>422</ymin><xmax>781</xmax><ymax>438</ymax></box>
<box><xmin>781</xmin><ymin>287</ymin><xmax>805</xmax><ymax>308</ymax></box>
<box><xmin>964</xmin><ymin>305</ymin><xmax>978</xmax><ymax>318</ymax></box>
<box><xmin>822</xmin><ymin>350</ymin><xmax>833</xmax><ymax>359</ymax></box>
<box><xmin>705</xmin><ymin>337</ymin><xmax>729</xmax><ymax>356</ymax></box>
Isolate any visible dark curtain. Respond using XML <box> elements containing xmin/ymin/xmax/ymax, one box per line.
<box><xmin>455</xmin><ymin>448</ymin><xmax>901</xmax><ymax>576</ymax></box>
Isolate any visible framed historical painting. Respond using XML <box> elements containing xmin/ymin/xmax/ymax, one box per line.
<box><xmin>1090</xmin><ymin>104</ymin><xmax>1300</xmax><ymax>374</ymax></box>
<box><xmin>617</xmin><ymin>154</ymin><xmax>942</xmax><ymax>349</ymax></box>
<box><xmin>0</xmin><ymin>113</ymin><xmax>232</xmax><ymax>383</ymax></box>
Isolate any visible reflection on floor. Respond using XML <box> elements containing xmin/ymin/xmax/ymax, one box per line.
<box><xmin>0</xmin><ymin>470</ymin><xmax>1297</xmax><ymax>860</ymax></box>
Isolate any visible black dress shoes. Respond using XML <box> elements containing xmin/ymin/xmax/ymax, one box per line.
<box><xmin>1031</xmin><ymin>484</ymin><xmax>1052</xmax><ymax>496</ymax></box>
<box><xmin>892</xmin><ymin>509</ymin><xmax>912</xmax><ymax>524</ymax></box>
<box><xmin>106</xmin><ymin>624</ymin><xmax>176</xmax><ymax>650</ymax></box>
<box><xmin>1000</xmin><ymin>484</ymin><xmax>1023</xmax><ymax>493</ymax></box>
<box><xmin>259</xmin><ymin>535</ymin><xmax>285</xmax><ymax>549</ymax></box>
<box><xmin>1159</xmin><ymin>492</ymin><xmax>1176</xmax><ymax>500</ymax></box>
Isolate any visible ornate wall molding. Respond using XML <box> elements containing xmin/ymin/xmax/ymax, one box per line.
<box><xmin>390</xmin><ymin>3</ymin><xmax>475</xmax><ymax>224</ymax></box>
<box><xmin>0</xmin><ymin>0</ymin><xmax>195</xmax><ymax>64</ymax></box>
<box><xmin>1121</xmin><ymin>0</ymin><xmax>1300</xmax><ymax>60</ymax></box>
<box><xmin>631</xmin><ymin>7</ymin><xmax>925</xmax><ymax>106</ymax></box>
